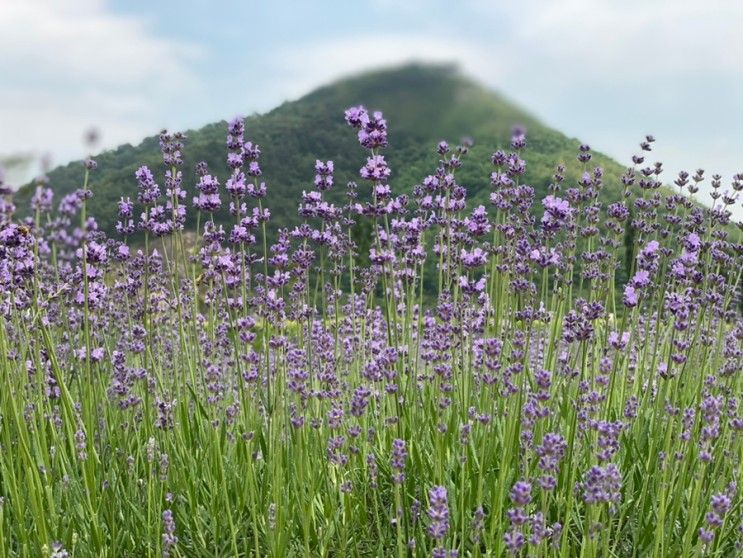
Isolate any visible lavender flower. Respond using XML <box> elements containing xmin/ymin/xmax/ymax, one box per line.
<box><xmin>162</xmin><ymin>509</ymin><xmax>178</xmax><ymax>557</ymax></box>
<box><xmin>390</xmin><ymin>438</ymin><xmax>407</xmax><ymax>484</ymax></box>
<box><xmin>582</xmin><ymin>464</ymin><xmax>622</xmax><ymax>506</ymax></box>
<box><xmin>427</xmin><ymin>486</ymin><xmax>449</xmax><ymax>541</ymax></box>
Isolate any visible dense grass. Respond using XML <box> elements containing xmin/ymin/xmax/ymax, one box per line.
<box><xmin>0</xmin><ymin>107</ymin><xmax>741</xmax><ymax>558</ymax></box>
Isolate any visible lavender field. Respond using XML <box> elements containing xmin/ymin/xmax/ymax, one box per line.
<box><xmin>0</xmin><ymin>106</ymin><xmax>741</xmax><ymax>558</ymax></box>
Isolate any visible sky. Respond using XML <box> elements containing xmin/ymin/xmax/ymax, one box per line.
<box><xmin>1</xmin><ymin>0</ymin><xmax>742</xmax><ymax>218</ymax></box>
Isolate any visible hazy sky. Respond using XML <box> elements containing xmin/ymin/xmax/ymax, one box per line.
<box><xmin>2</xmin><ymin>0</ymin><xmax>741</xmax><ymax>218</ymax></box>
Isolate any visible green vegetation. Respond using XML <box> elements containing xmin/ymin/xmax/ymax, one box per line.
<box><xmin>14</xmin><ymin>64</ymin><xmax>629</xmax><ymax>239</ymax></box>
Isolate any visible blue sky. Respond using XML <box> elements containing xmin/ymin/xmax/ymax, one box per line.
<box><xmin>2</xmin><ymin>0</ymin><xmax>742</xmax><ymax>217</ymax></box>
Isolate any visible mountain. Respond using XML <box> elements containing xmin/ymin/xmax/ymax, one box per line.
<box><xmin>15</xmin><ymin>63</ymin><xmax>629</xmax><ymax>235</ymax></box>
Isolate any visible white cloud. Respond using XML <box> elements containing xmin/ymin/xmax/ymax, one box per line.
<box><xmin>452</xmin><ymin>0</ymin><xmax>743</xmax><ymax>91</ymax></box>
<box><xmin>0</xmin><ymin>0</ymin><xmax>202</xmax><ymax>183</ymax></box>
<box><xmin>500</xmin><ymin>0</ymin><xmax>743</xmax><ymax>80</ymax></box>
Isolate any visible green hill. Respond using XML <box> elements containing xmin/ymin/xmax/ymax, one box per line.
<box><xmin>15</xmin><ymin>63</ymin><xmax>629</xmax><ymax>234</ymax></box>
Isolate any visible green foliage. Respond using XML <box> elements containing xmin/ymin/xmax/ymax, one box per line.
<box><xmin>14</xmin><ymin>64</ymin><xmax>630</xmax><ymax>241</ymax></box>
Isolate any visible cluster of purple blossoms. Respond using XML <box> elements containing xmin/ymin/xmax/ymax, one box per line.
<box><xmin>74</xmin><ymin>428</ymin><xmax>87</xmax><ymax>461</ymax></box>
<box><xmin>360</xmin><ymin>154</ymin><xmax>391</xmax><ymax>182</ymax></box>
<box><xmin>136</xmin><ymin>161</ymin><xmax>184</xmax><ymax>237</ymax></box>
<box><xmin>470</xmin><ymin>506</ymin><xmax>486</xmax><ymax>544</ymax></box>
<box><xmin>57</xmin><ymin>191</ymin><xmax>84</xmax><ymax>216</ymax></box>
<box><xmin>593</xmin><ymin>420</ymin><xmax>624</xmax><ymax>461</ymax></box>
<box><xmin>50</xmin><ymin>542</ymin><xmax>69</xmax><ymax>558</ymax></box>
<box><xmin>541</xmin><ymin>195</ymin><xmax>574</xmax><ymax>232</ymax></box>
<box><xmin>116</xmin><ymin>197</ymin><xmax>135</xmax><ymax>236</ymax></box>
<box><xmin>31</xmin><ymin>185</ymin><xmax>54</xmax><ymax>213</ymax></box>
<box><xmin>390</xmin><ymin>438</ymin><xmax>407</xmax><ymax>484</ymax></box>
<box><xmin>135</xmin><ymin>166</ymin><xmax>160</xmax><ymax>205</ymax></box>
<box><xmin>460</xmin><ymin>247</ymin><xmax>488</xmax><ymax>268</ymax></box>
<box><xmin>636</xmin><ymin>239</ymin><xmax>661</xmax><ymax>272</ymax></box>
<box><xmin>314</xmin><ymin>160</ymin><xmax>334</xmax><ymax>190</ymax></box>
<box><xmin>668</xmin><ymin>231</ymin><xmax>702</xmax><ymax>282</ymax></box>
<box><xmin>155</xmin><ymin>397</ymin><xmax>176</xmax><ymax>430</ymax></box>
<box><xmin>345</xmin><ymin>105</ymin><xmax>388</xmax><ymax>149</ymax></box>
<box><xmin>427</xmin><ymin>485</ymin><xmax>450</xmax><ymax>540</ymax></box>
<box><xmin>224</xmin><ymin>118</ymin><xmax>269</xmax><ymax>246</ymax></box>
<box><xmin>159</xmin><ymin>131</ymin><xmax>185</xmax><ymax>167</ymax></box>
<box><xmin>699</xmin><ymin>489</ymin><xmax>735</xmax><ymax>545</ymax></box>
<box><xmin>563</xmin><ymin>299</ymin><xmax>604</xmax><ymax>343</ymax></box>
<box><xmin>608</xmin><ymin>330</ymin><xmax>631</xmax><ymax>350</ymax></box>
<box><xmin>0</xmin><ymin>223</ymin><xmax>37</xmax><ymax>309</ymax></box>
<box><xmin>74</xmin><ymin>198</ymin><xmax>109</xmax><ymax>313</ymax></box>
<box><xmin>345</xmin><ymin>107</ymin><xmax>411</xmax><ymax>221</ymax></box>
<box><xmin>193</xmin><ymin>172</ymin><xmax>221</xmax><ymax>212</ymax></box>
<box><xmin>162</xmin><ymin>509</ymin><xmax>178</xmax><ymax>557</ymax></box>
<box><xmin>581</xmin><ymin>463</ymin><xmax>622</xmax><ymax>508</ymax></box>
<box><xmin>535</xmin><ymin>433</ymin><xmax>567</xmax><ymax>490</ymax></box>
<box><xmin>504</xmin><ymin>480</ymin><xmax>533</xmax><ymax>554</ymax></box>
<box><xmin>299</xmin><ymin>162</ymin><xmax>339</xmax><ymax>221</ymax></box>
